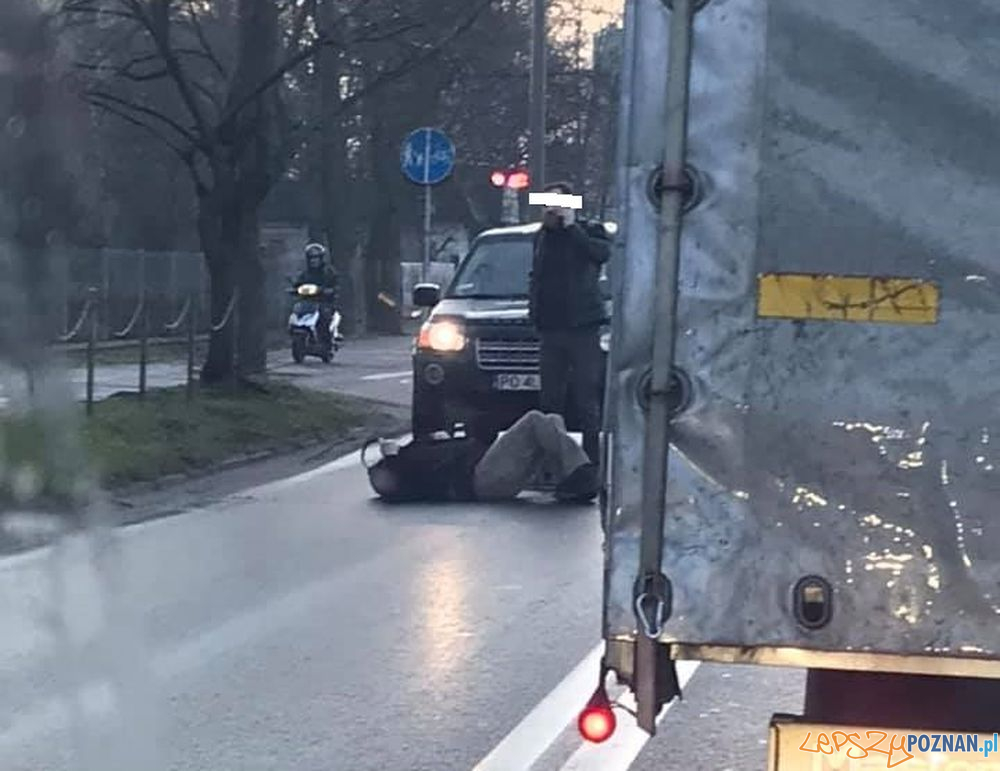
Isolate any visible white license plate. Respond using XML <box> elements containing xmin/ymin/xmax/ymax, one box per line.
<box><xmin>493</xmin><ymin>373</ymin><xmax>540</xmax><ymax>391</ymax></box>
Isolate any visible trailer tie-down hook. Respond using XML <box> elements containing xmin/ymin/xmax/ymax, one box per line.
<box><xmin>634</xmin><ymin>572</ymin><xmax>672</xmax><ymax>639</ymax></box>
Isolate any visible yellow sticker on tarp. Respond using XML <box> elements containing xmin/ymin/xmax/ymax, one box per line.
<box><xmin>757</xmin><ymin>273</ymin><xmax>939</xmax><ymax>324</ymax></box>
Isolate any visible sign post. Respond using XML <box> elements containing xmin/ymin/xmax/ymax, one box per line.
<box><xmin>501</xmin><ymin>187</ymin><xmax>518</xmax><ymax>225</ymax></box>
<box><xmin>491</xmin><ymin>168</ymin><xmax>531</xmax><ymax>226</ymax></box>
<box><xmin>401</xmin><ymin>128</ymin><xmax>455</xmax><ymax>282</ymax></box>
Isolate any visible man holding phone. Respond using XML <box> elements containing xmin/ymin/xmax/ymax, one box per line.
<box><xmin>528</xmin><ymin>181</ymin><xmax>611</xmax><ymax>466</ymax></box>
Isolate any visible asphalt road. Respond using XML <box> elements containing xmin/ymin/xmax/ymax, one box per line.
<box><xmin>0</xmin><ymin>333</ymin><xmax>810</xmax><ymax>771</ymax></box>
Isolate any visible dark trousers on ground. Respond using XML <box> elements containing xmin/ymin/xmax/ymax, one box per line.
<box><xmin>538</xmin><ymin>326</ymin><xmax>602</xmax><ymax>464</ymax></box>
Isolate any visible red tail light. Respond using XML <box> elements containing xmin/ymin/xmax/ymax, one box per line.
<box><xmin>577</xmin><ymin>686</ymin><xmax>616</xmax><ymax>743</ymax></box>
<box><xmin>506</xmin><ymin>170</ymin><xmax>530</xmax><ymax>190</ymax></box>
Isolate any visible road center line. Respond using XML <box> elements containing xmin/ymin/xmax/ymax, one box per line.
<box><xmin>472</xmin><ymin>643</ymin><xmax>604</xmax><ymax>771</ymax></box>
<box><xmin>361</xmin><ymin>370</ymin><xmax>413</xmax><ymax>381</ymax></box>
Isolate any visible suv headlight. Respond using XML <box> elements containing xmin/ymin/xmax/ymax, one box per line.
<box><xmin>418</xmin><ymin>320</ymin><xmax>466</xmax><ymax>352</ymax></box>
<box><xmin>600</xmin><ymin>331</ymin><xmax>611</xmax><ymax>353</ymax></box>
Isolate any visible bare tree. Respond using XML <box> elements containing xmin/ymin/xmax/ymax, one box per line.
<box><xmin>61</xmin><ymin>0</ymin><xmax>492</xmax><ymax>382</ymax></box>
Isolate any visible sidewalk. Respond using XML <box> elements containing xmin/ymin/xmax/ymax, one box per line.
<box><xmin>0</xmin><ymin>334</ymin><xmax>413</xmax><ymax>410</ymax></box>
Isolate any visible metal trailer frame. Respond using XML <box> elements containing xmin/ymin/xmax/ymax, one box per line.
<box><xmin>603</xmin><ymin>0</ymin><xmax>1000</xmax><ymax>729</ymax></box>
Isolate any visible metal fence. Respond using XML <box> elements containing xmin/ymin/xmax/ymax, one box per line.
<box><xmin>55</xmin><ymin>249</ymin><xmax>203</xmax><ymax>342</ymax></box>
<box><xmin>59</xmin><ymin>281</ymin><xmax>240</xmax><ymax>413</ymax></box>
<box><xmin>54</xmin><ymin>248</ymin><xmax>296</xmax><ymax>343</ymax></box>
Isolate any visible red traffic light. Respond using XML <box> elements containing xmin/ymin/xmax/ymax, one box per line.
<box><xmin>577</xmin><ymin>686</ymin><xmax>617</xmax><ymax>744</ymax></box>
<box><xmin>490</xmin><ymin>169</ymin><xmax>530</xmax><ymax>190</ymax></box>
<box><xmin>506</xmin><ymin>170</ymin><xmax>530</xmax><ymax>190</ymax></box>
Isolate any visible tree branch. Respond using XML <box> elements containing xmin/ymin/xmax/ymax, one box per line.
<box><xmin>285</xmin><ymin>0</ymin><xmax>318</xmax><ymax>59</ymax></box>
<box><xmin>333</xmin><ymin>0</ymin><xmax>494</xmax><ymax>118</ymax></box>
<box><xmin>184</xmin><ymin>0</ymin><xmax>227</xmax><ymax>78</ymax></box>
<box><xmin>85</xmin><ymin>88</ymin><xmax>200</xmax><ymax>147</ymax></box>
<box><xmin>119</xmin><ymin>0</ymin><xmax>213</xmax><ymax>144</ymax></box>
<box><xmin>346</xmin><ymin>20</ymin><xmax>425</xmax><ymax>47</ymax></box>
<box><xmin>61</xmin><ymin>1</ymin><xmax>138</xmax><ymax>23</ymax></box>
<box><xmin>224</xmin><ymin>0</ymin><xmax>487</xmax><ymax>136</ymax></box>
<box><xmin>85</xmin><ymin>96</ymin><xmax>208</xmax><ymax>195</ymax></box>
<box><xmin>77</xmin><ymin>59</ymin><xmax>170</xmax><ymax>82</ymax></box>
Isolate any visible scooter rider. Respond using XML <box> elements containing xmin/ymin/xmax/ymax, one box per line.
<box><xmin>294</xmin><ymin>243</ymin><xmax>339</xmax><ymax>348</ymax></box>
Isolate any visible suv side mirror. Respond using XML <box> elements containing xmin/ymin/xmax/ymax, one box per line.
<box><xmin>413</xmin><ymin>283</ymin><xmax>441</xmax><ymax>308</ymax></box>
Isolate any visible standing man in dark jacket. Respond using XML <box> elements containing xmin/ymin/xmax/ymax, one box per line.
<box><xmin>529</xmin><ymin>182</ymin><xmax>611</xmax><ymax>465</ymax></box>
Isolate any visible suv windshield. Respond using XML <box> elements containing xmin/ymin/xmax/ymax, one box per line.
<box><xmin>448</xmin><ymin>237</ymin><xmax>533</xmax><ymax>299</ymax></box>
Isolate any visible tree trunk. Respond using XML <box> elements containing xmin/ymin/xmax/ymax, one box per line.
<box><xmin>199</xmin><ymin>195</ymin><xmax>236</xmax><ymax>384</ymax></box>
<box><xmin>200</xmin><ymin>0</ymin><xmax>277</xmax><ymax>381</ymax></box>
<box><xmin>198</xmin><ymin>184</ymin><xmax>267</xmax><ymax>383</ymax></box>
<box><xmin>362</xmin><ymin>83</ymin><xmax>403</xmax><ymax>335</ymax></box>
<box><xmin>236</xmin><ymin>208</ymin><xmax>267</xmax><ymax>374</ymax></box>
<box><xmin>316</xmin><ymin>9</ymin><xmax>358</xmax><ymax>335</ymax></box>
<box><xmin>349</xmin><ymin>239</ymin><xmax>367</xmax><ymax>334</ymax></box>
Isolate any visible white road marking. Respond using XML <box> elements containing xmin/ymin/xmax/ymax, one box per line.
<box><xmin>472</xmin><ymin>642</ymin><xmax>604</xmax><ymax>771</ymax></box>
<box><xmin>472</xmin><ymin>645</ymin><xmax>701</xmax><ymax>771</ymax></box>
<box><xmin>361</xmin><ymin>370</ymin><xmax>412</xmax><ymax>381</ymax></box>
<box><xmin>558</xmin><ymin>660</ymin><xmax>701</xmax><ymax>771</ymax></box>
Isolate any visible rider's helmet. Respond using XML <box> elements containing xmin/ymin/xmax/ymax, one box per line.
<box><xmin>304</xmin><ymin>242</ymin><xmax>327</xmax><ymax>271</ymax></box>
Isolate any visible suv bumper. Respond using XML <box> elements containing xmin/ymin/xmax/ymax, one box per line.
<box><xmin>411</xmin><ymin>346</ymin><xmax>605</xmax><ymax>437</ymax></box>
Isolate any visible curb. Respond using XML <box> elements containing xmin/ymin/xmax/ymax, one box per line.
<box><xmin>111</xmin><ymin>413</ymin><xmax>410</xmax><ymax>497</ymax></box>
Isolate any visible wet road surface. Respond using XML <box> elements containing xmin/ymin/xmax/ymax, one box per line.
<box><xmin>0</xmin><ymin>331</ymin><xmax>809</xmax><ymax>770</ymax></box>
<box><xmin>0</xmin><ymin>451</ymin><xmax>806</xmax><ymax>771</ymax></box>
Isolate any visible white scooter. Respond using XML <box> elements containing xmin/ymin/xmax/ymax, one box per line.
<box><xmin>288</xmin><ymin>283</ymin><xmax>342</xmax><ymax>364</ymax></box>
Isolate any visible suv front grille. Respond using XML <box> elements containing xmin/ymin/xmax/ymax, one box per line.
<box><xmin>476</xmin><ymin>338</ymin><xmax>540</xmax><ymax>372</ymax></box>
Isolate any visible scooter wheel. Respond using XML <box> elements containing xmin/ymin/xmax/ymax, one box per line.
<box><xmin>292</xmin><ymin>339</ymin><xmax>306</xmax><ymax>364</ymax></box>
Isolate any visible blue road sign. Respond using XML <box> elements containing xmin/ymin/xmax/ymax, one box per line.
<box><xmin>401</xmin><ymin>128</ymin><xmax>455</xmax><ymax>186</ymax></box>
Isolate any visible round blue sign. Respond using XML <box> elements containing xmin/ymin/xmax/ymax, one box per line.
<box><xmin>401</xmin><ymin>128</ymin><xmax>455</xmax><ymax>186</ymax></box>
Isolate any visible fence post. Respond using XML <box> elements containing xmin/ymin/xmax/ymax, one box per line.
<box><xmin>100</xmin><ymin>250</ymin><xmax>110</xmax><ymax>341</ymax></box>
<box><xmin>232</xmin><ymin>287</ymin><xmax>240</xmax><ymax>377</ymax></box>
<box><xmin>198</xmin><ymin>261</ymin><xmax>207</xmax><ymax>337</ymax></box>
<box><xmin>139</xmin><ymin>253</ymin><xmax>148</xmax><ymax>397</ymax></box>
<box><xmin>169</xmin><ymin>252</ymin><xmax>178</xmax><ymax>315</ymax></box>
<box><xmin>86</xmin><ymin>286</ymin><xmax>97</xmax><ymax>415</ymax></box>
<box><xmin>187</xmin><ymin>292</ymin><xmax>196</xmax><ymax>401</ymax></box>
<box><xmin>60</xmin><ymin>249</ymin><xmax>69</xmax><ymax>338</ymax></box>
<box><xmin>139</xmin><ymin>300</ymin><xmax>149</xmax><ymax>398</ymax></box>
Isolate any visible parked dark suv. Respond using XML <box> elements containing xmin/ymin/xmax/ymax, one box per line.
<box><xmin>410</xmin><ymin>222</ymin><xmax>613</xmax><ymax>441</ymax></box>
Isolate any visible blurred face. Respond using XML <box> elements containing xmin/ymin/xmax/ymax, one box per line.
<box><xmin>543</xmin><ymin>207</ymin><xmax>562</xmax><ymax>228</ymax></box>
<box><xmin>543</xmin><ymin>206</ymin><xmax>575</xmax><ymax>228</ymax></box>
<box><xmin>542</xmin><ymin>187</ymin><xmax>575</xmax><ymax>228</ymax></box>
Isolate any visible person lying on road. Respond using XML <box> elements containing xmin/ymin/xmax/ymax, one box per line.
<box><xmin>367</xmin><ymin>411</ymin><xmax>601</xmax><ymax>504</ymax></box>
